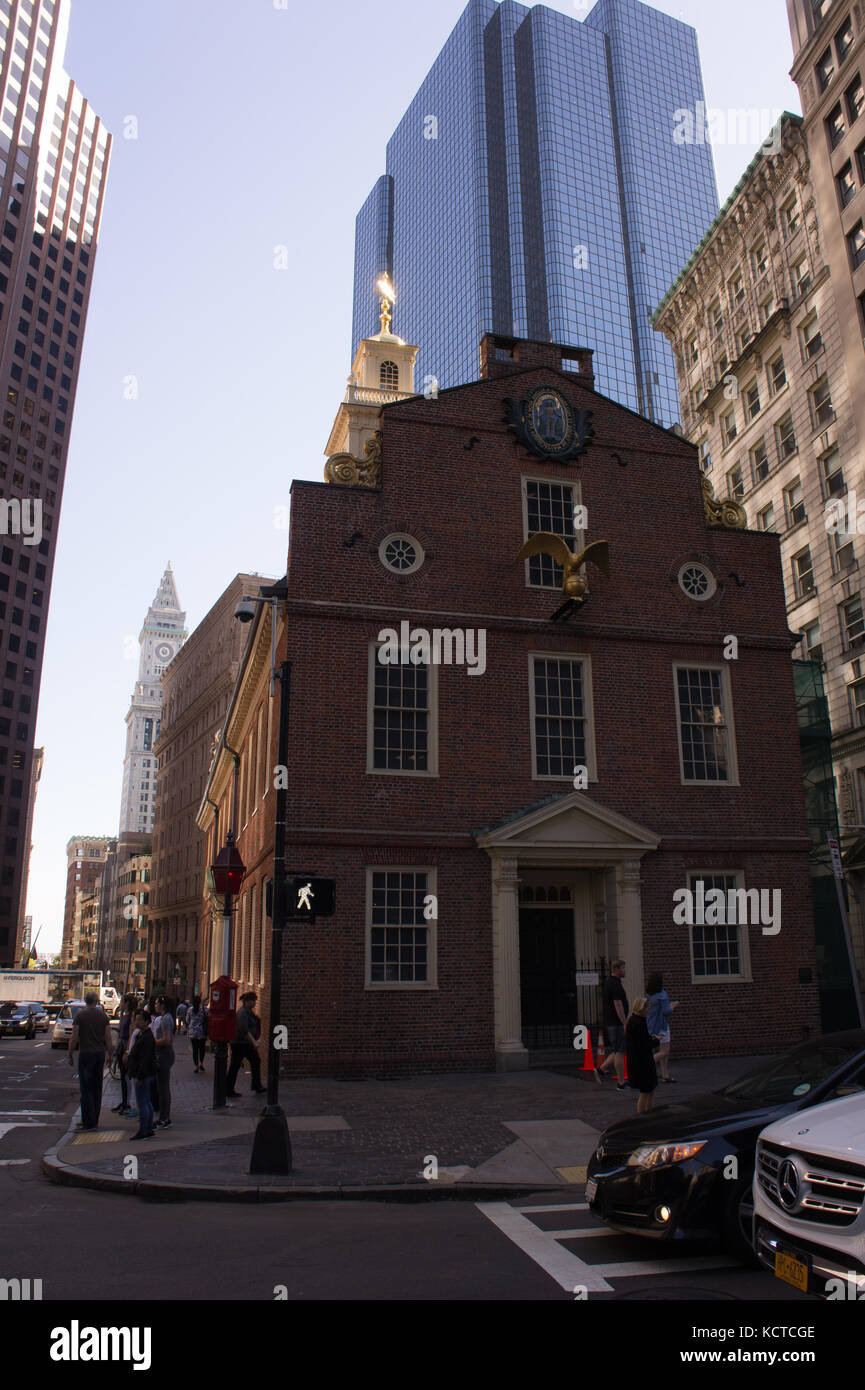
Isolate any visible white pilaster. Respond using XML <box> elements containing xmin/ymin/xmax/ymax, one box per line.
<box><xmin>492</xmin><ymin>856</ymin><xmax>529</xmax><ymax>1071</ymax></box>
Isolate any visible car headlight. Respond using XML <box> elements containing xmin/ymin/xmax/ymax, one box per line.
<box><xmin>627</xmin><ymin>1141</ymin><xmax>707</xmax><ymax>1168</ymax></box>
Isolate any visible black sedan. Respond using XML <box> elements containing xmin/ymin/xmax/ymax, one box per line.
<box><xmin>0</xmin><ymin>1001</ymin><xmax>48</xmax><ymax>1038</ymax></box>
<box><xmin>586</xmin><ymin>1031</ymin><xmax>865</xmax><ymax>1262</ymax></box>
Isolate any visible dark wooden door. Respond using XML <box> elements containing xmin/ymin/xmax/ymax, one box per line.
<box><xmin>519</xmin><ymin>907</ymin><xmax>577</xmax><ymax>1048</ymax></box>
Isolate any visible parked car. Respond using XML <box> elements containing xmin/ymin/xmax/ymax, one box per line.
<box><xmin>0</xmin><ymin>1001</ymin><xmax>47</xmax><ymax>1038</ymax></box>
<box><xmin>753</xmin><ymin>1089</ymin><xmax>865</xmax><ymax>1298</ymax></box>
<box><xmin>50</xmin><ymin>1000</ymin><xmax>88</xmax><ymax>1049</ymax></box>
<box><xmin>586</xmin><ymin>1031</ymin><xmax>865</xmax><ymax>1261</ymax></box>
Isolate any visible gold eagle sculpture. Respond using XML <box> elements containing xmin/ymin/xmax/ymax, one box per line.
<box><xmin>515</xmin><ymin>534</ymin><xmax>611</xmax><ymax>601</ymax></box>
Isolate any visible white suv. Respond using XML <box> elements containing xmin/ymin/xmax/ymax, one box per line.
<box><xmin>754</xmin><ymin>1091</ymin><xmax>865</xmax><ymax>1299</ymax></box>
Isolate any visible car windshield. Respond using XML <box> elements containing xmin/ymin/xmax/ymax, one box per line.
<box><xmin>720</xmin><ymin>1038</ymin><xmax>863</xmax><ymax>1104</ymax></box>
<box><xmin>0</xmin><ymin>1004</ymin><xmax>30</xmax><ymax>1017</ymax></box>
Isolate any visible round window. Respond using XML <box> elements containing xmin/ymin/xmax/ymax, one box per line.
<box><xmin>678</xmin><ymin>562</ymin><xmax>716</xmax><ymax>601</ymax></box>
<box><xmin>379</xmin><ymin>534</ymin><xmax>424</xmax><ymax>575</ymax></box>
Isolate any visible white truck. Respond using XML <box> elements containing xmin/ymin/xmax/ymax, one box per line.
<box><xmin>0</xmin><ymin>970</ymin><xmax>121</xmax><ymax>1015</ymax></box>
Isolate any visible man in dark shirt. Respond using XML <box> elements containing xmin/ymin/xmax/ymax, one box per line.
<box><xmin>225</xmin><ymin>992</ymin><xmax>265</xmax><ymax>1098</ymax></box>
<box><xmin>68</xmin><ymin>991</ymin><xmax>115</xmax><ymax>1130</ymax></box>
<box><xmin>598</xmin><ymin>959</ymin><xmax>629</xmax><ymax>1091</ymax></box>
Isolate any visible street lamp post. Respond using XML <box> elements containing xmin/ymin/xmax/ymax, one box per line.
<box><xmin>209</xmin><ymin>832</ymin><xmax>246</xmax><ymax>1109</ymax></box>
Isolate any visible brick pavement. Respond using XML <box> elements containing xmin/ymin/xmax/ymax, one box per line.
<box><xmin>44</xmin><ymin>1036</ymin><xmax>772</xmax><ymax>1195</ymax></box>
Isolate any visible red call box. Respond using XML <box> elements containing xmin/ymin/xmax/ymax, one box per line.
<box><xmin>208</xmin><ymin>975</ymin><xmax>238</xmax><ymax>1042</ymax></box>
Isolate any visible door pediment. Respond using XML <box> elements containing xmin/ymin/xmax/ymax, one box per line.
<box><xmin>476</xmin><ymin>792</ymin><xmax>660</xmax><ymax>864</ymax></box>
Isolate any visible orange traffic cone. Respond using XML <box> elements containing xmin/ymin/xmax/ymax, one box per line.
<box><xmin>595</xmin><ymin>1030</ymin><xmax>606</xmax><ymax>1069</ymax></box>
<box><xmin>579</xmin><ymin>1027</ymin><xmax>595</xmax><ymax>1071</ymax></box>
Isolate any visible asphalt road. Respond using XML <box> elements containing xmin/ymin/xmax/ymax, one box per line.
<box><xmin>0</xmin><ymin>1037</ymin><xmax>835</xmax><ymax>1303</ymax></box>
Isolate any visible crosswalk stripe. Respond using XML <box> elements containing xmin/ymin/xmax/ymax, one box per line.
<box><xmin>476</xmin><ymin>1201</ymin><xmax>614</xmax><ymax>1293</ymax></box>
<box><xmin>598</xmin><ymin>1256</ymin><xmax>739</xmax><ymax>1277</ymax></box>
<box><xmin>514</xmin><ymin>1202</ymin><xmax>588</xmax><ymax>1214</ymax></box>
<box><xmin>0</xmin><ymin>1122</ymin><xmax>47</xmax><ymax>1139</ymax></box>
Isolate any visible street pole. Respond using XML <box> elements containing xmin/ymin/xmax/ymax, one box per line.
<box><xmin>212</xmin><ymin>889</ymin><xmax>232</xmax><ymax>1110</ymax></box>
<box><xmin>250</xmin><ymin>657</ymin><xmax>292</xmax><ymax>1173</ymax></box>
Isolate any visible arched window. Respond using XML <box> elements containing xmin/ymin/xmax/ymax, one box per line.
<box><xmin>521</xmin><ymin>886</ymin><xmax>534</xmax><ymax>903</ymax></box>
<box><xmin>536</xmin><ymin>887</ymin><xmax>547</xmax><ymax>902</ymax></box>
<box><xmin>548</xmin><ymin>887</ymin><xmax>559</xmax><ymax>902</ymax></box>
<box><xmin>380</xmin><ymin>360</ymin><xmax>399</xmax><ymax>390</ymax></box>
<box><xmin>560</xmin><ymin>887</ymin><xmax>571</xmax><ymax>902</ymax></box>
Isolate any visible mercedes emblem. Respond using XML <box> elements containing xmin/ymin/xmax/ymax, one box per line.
<box><xmin>778</xmin><ymin>1158</ymin><xmax>801</xmax><ymax>1210</ymax></box>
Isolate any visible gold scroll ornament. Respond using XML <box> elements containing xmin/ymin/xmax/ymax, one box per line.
<box><xmin>702</xmin><ymin>476</ymin><xmax>747</xmax><ymax>529</ymax></box>
<box><xmin>324</xmin><ymin>431</ymin><xmax>382</xmax><ymax>489</ymax></box>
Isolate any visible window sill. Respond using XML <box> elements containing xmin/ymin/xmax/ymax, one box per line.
<box><xmin>691</xmin><ymin>974</ymin><xmax>753</xmax><ymax>985</ymax></box>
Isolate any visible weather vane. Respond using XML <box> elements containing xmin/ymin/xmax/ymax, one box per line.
<box><xmin>377</xmin><ymin>274</ymin><xmax>395</xmax><ymax>334</ymax></box>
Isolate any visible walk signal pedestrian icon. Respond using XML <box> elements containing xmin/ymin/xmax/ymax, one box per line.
<box><xmin>296</xmin><ymin>882</ymin><xmax>314</xmax><ymax>911</ymax></box>
<box><xmin>288</xmin><ymin>876</ymin><xmax>336</xmax><ymax>919</ymax></box>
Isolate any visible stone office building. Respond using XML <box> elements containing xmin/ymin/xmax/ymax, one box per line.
<box><xmin>653</xmin><ymin>111</ymin><xmax>865</xmax><ymax>986</ymax></box>
<box><xmin>198</xmin><ymin>304</ymin><xmax>820</xmax><ymax>1077</ymax></box>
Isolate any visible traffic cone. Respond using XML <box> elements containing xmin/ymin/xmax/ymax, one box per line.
<box><xmin>594</xmin><ymin>1030</ymin><xmax>606</xmax><ymax>1070</ymax></box>
<box><xmin>579</xmin><ymin>1028</ymin><xmax>595</xmax><ymax>1071</ymax></box>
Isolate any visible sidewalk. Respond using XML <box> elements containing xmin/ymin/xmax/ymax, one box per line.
<box><xmin>43</xmin><ymin>1037</ymin><xmax>769</xmax><ymax>1202</ymax></box>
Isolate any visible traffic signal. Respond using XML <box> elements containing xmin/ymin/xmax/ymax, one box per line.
<box><xmin>289</xmin><ymin>877</ymin><xmax>335</xmax><ymax>918</ymax></box>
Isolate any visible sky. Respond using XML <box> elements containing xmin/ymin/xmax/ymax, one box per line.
<box><xmin>25</xmin><ymin>0</ymin><xmax>802</xmax><ymax>955</ymax></box>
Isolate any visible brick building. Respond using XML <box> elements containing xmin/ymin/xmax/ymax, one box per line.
<box><xmin>200</xmin><ymin>315</ymin><xmax>820</xmax><ymax>1077</ymax></box>
<box><xmin>60</xmin><ymin>835</ymin><xmax>112</xmax><ymax>966</ymax></box>
<box><xmin>148</xmin><ymin>573</ymin><xmax>273</xmax><ymax>1000</ymax></box>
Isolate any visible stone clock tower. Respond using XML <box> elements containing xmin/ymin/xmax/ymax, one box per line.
<box><xmin>118</xmin><ymin>565</ymin><xmax>188</xmax><ymax>834</ymax></box>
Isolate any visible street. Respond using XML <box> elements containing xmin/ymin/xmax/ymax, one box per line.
<box><xmin>0</xmin><ymin>1038</ymin><xmax>819</xmax><ymax>1301</ymax></box>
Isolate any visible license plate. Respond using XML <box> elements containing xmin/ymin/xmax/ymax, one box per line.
<box><xmin>775</xmin><ymin>1250</ymin><xmax>809</xmax><ymax>1293</ymax></box>
<box><xmin>585</xmin><ymin>1177</ymin><xmax>598</xmax><ymax>1203</ymax></box>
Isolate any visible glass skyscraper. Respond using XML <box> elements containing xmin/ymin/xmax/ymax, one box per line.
<box><xmin>0</xmin><ymin>0</ymin><xmax>110</xmax><ymax>964</ymax></box>
<box><xmin>352</xmin><ymin>0</ymin><xmax>718</xmax><ymax>426</ymax></box>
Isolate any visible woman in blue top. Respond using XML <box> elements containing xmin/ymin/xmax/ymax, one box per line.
<box><xmin>645</xmin><ymin>972</ymin><xmax>678</xmax><ymax>1083</ymax></box>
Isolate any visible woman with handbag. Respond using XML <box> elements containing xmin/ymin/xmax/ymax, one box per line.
<box><xmin>187</xmin><ymin>994</ymin><xmax>209</xmax><ymax>1073</ymax></box>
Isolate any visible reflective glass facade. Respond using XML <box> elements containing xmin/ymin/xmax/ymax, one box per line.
<box><xmin>352</xmin><ymin>0</ymin><xmax>718</xmax><ymax>425</ymax></box>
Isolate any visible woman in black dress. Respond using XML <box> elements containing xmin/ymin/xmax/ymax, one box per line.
<box><xmin>625</xmin><ymin>997</ymin><xmax>658</xmax><ymax>1113</ymax></box>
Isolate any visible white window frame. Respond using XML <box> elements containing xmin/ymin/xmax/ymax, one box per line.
<box><xmin>521</xmin><ymin>476</ymin><xmax>583</xmax><ymax>589</ymax></box>
<box><xmin>673</xmin><ymin>662</ymin><xmax>739</xmax><ymax>786</ymax></box>
<box><xmin>529</xmin><ymin>651</ymin><xmax>597</xmax><ymax>783</ymax></box>
<box><xmin>366</xmin><ymin>641</ymin><xmax>439</xmax><ymax>777</ymax></box>
<box><xmin>685</xmin><ymin>869</ymin><xmax>753</xmax><ymax>984</ymax></box>
<box><xmin>364</xmin><ymin>865</ymin><xmax>438</xmax><ymax>991</ymax></box>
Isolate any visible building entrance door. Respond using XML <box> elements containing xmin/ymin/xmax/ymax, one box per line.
<box><xmin>519</xmin><ymin>907</ymin><xmax>577</xmax><ymax>1049</ymax></box>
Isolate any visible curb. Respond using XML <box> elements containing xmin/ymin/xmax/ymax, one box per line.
<box><xmin>41</xmin><ymin>1125</ymin><xmax>565</xmax><ymax>1203</ymax></box>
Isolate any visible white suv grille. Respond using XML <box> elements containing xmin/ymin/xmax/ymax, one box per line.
<box><xmin>757</xmin><ymin>1141</ymin><xmax>865</xmax><ymax>1227</ymax></box>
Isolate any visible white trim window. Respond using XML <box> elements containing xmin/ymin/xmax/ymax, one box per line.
<box><xmin>366</xmin><ymin>867</ymin><xmax>437</xmax><ymax>988</ymax></box>
<box><xmin>530</xmin><ymin>653</ymin><xmax>596</xmax><ymax>780</ymax></box>
<box><xmin>367</xmin><ymin>644</ymin><xmax>437</xmax><ymax>775</ymax></box>
<box><xmin>674</xmin><ymin>664</ymin><xmax>736</xmax><ymax>784</ymax></box>
<box><xmin>685</xmin><ymin>871</ymin><xmax>751</xmax><ymax>982</ymax></box>
<box><xmin>522</xmin><ymin>477</ymin><xmax>581</xmax><ymax>588</ymax></box>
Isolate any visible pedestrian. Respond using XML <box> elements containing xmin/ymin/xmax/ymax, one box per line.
<box><xmin>125</xmin><ymin>1009</ymin><xmax>157</xmax><ymax>1139</ymax></box>
<box><xmin>187</xmin><ymin>994</ymin><xmax>209</xmax><ymax>1072</ymax></box>
<box><xmin>67</xmin><ymin>990</ymin><xmax>115</xmax><ymax>1131</ymax></box>
<box><xmin>152</xmin><ymin>996</ymin><xmax>176</xmax><ymax>1129</ymax></box>
<box><xmin>625</xmin><ymin>997</ymin><xmax>658</xmax><ymax>1114</ymax></box>
<box><xmin>596</xmin><ymin>958</ymin><xmax>629</xmax><ymax>1091</ymax></box>
<box><xmin>176</xmin><ymin>999</ymin><xmax>188</xmax><ymax>1034</ymax></box>
<box><xmin>111</xmin><ymin>993</ymin><xmax>138</xmax><ymax>1118</ymax></box>
<box><xmin>225</xmin><ymin>991</ymin><xmax>266</xmax><ymax>1097</ymax></box>
<box><xmin>646</xmin><ymin>971</ymin><xmax>679</xmax><ymax>1084</ymax></box>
